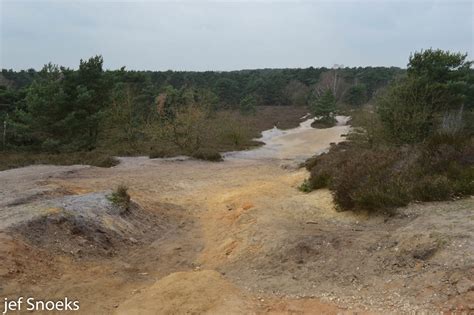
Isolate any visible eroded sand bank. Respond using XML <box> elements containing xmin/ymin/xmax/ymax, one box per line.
<box><xmin>1</xmin><ymin>117</ymin><xmax>472</xmax><ymax>314</ymax></box>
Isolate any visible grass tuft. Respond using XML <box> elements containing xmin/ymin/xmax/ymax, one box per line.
<box><xmin>108</xmin><ymin>184</ymin><xmax>131</xmax><ymax>211</ymax></box>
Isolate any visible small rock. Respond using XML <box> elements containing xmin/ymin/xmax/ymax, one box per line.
<box><xmin>456</xmin><ymin>278</ymin><xmax>474</xmax><ymax>294</ymax></box>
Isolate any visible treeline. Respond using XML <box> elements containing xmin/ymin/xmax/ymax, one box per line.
<box><xmin>0</xmin><ymin>59</ymin><xmax>402</xmax><ymax>155</ymax></box>
<box><xmin>303</xmin><ymin>49</ymin><xmax>474</xmax><ymax>212</ymax></box>
<box><xmin>1</xmin><ymin>65</ymin><xmax>402</xmax><ymax>108</ymax></box>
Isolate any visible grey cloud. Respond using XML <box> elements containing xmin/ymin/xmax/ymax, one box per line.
<box><xmin>1</xmin><ymin>0</ymin><xmax>472</xmax><ymax>70</ymax></box>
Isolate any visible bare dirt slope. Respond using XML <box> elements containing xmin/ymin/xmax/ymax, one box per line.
<box><xmin>0</xmin><ymin>117</ymin><xmax>473</xmax><ymax>314</ymax></box>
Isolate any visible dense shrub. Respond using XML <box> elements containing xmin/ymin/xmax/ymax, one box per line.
<box><xmin>329</xmin><ymin>146</ymin><xmax>412</xmax><ymax>211</ymax></box>
<box><xmin>305</xmin><ymin>143</ymin><xmax>349</xmax><ymax>189</ymax></box>
<box><xmin>344</xmin><ymin>84</ymin><xmax>368</xmax><ymax>106</ymax></box>
<box><xmin>309</xmin><ymin>172</ymin><xmax>331</xmax><ymax>189</ymax></box>
<box><xmin>298</xmin><ymin>179</ymin><xmax>312</xmax><ymax>193</ymax></box>
<box><xmin>349</xmin><ymin>179</ymin><xmax>411</xmax><ymax>211</ymax></box>
<box><xmin>191</xmin><ymin>149</ymin><xmax>223</xmax><ymax>162</ymax></box>
<box><xmin>239</xmin><ymin>95</ymin><xmax>257</xmax><ymax>115</ymax></box>
<box><xmin>304</xmin><ymin>137</ymin><xmax>473</xmax><ymax>212</ymax></box>
<box><xmin>148</xmin><ymin>146</ymin><xmax>181</xmax><ymax>159</ymax></box>
<box><xmin>302</xmin><ymin>50</ymin><xmax>473</xmax><ymax>213</ymax></box>
<box><xmin>86</xmin><ymin>154</ymin><xmax>119</xmax><ymax>168</ymax></box>
<box><xmin>413</xmin><ymin>175</ymin><xmax>453</xmax><ymax>201</ymax></box>
<box><xmin>149</xmin><ymin>149</ymin><xmax>169</xmax><ymax>159</ymax></box>
<box><xmin>451</xmin><ymin>166</ymin><xmax>474</xmax><ymax>196</ymax></box>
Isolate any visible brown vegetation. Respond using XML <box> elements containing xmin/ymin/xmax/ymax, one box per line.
<box><xmin>305</xmin><ymin>133</ymin><xmax>474</xmax><ymax>212</ymax></box>
<box><xmin>304</xmin><ymin>49</ymin><xmax>473</xmax><ymax>213</ymax></box>
<box><xmin>0</xmin><ymin>151</ymin><xmax>118</xmax><ymax>171</ymax></box>
<box><xmin>0</xmin><ymin>106</ymin><xmax>308</xmax><ymax>170</ymax></box>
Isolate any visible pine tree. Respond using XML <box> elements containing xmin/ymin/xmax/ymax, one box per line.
<box><xmin>15</xmin><ymin>56</ymin><xmax>109</xmax><ymax>151</ymax></box>
<box><xmin>239</xmin><ymin>95</ymin><xmax>257</xmax><ymax>115</ymax></box>
<box><xmin>311</xmin><ymin>89</ymin><xmax>336</xmax><ymax>122</ymax></box>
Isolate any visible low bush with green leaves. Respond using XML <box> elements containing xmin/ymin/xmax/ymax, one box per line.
<box><xmin>108</xmin><ymin>184</ymin><xmax>131</xmax><ymax>211</ymax></box>
<box><xmin>298</xmin><ymin>179</ymin><xmax>312</xmax><ymax>193</ymax></box>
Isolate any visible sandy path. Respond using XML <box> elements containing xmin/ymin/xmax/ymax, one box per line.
<box><xmin>1</xmin><ymin>117</ymin><xmax>473</xmax><ymax>314</ymax></box>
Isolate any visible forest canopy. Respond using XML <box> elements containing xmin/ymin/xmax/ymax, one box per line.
<box><xmin>0</xmin><ymin>59</ymin><xmax>403</xmax><ymax>155</ymax></box>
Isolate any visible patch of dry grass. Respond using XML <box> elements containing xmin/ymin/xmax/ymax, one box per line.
<box><xmin>0</xmin><ymin>151</ymin><xmax>119</xmax><ymax>171</ymax></box>
<box><xmin>1</xmin><ymin>106</ymin><xmax>309</xmax><ymax>170</ymax></box>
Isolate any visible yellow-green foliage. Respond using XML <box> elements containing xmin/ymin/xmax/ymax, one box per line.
<box><xmin>108</xmin><ymin>184</ymin><xmax>131</xmax><ymax>210</ymax></box>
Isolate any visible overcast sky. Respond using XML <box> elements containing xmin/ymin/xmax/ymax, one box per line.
<box><xmin>1</xmin><ymin>0</ymin><xmax>473</xmax><ymax>71</ymax></box>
